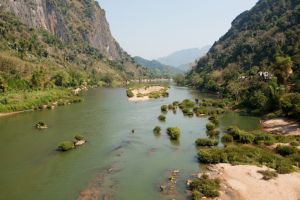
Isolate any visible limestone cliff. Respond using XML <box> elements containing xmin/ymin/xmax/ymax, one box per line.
<box><xmin>0</xmin><ymin>0</ymin><xmax>123</xmax><ymax>60</ymax></box>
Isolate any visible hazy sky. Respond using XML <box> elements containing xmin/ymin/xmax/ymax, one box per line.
<box><xmin>98</xmin><ymin>0</ymin><xmax>258</xmax><ymax>60</ymax></box>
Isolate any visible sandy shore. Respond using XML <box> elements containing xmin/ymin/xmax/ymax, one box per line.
<box><xmin>262</xmin><ymin>118</ymin><xmax>300</xmax><ymax>136</ymax></box>
<box><xmin>212</xmin><ymin>164</ymin><xmax>300</xmax><ymax>200</ymax></box>
<box><xmin>0</xmin><ymin>110</ymin><xmax>30</xmax><ymax>118</ymax></box>
<box><xmin>128</xmin><ymin>86</ymin><xmax>167</xmax><ymax>101</ymax></box>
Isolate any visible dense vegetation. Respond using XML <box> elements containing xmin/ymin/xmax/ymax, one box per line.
<box><xmin>197</xmin><ymin>126</ymin><xmax>300</xmax><ymax>174</ymax></box>
<box><xmin>189</xmin><ymin>174</ymin><xmax>220</xmax><ymax>199</ymax></box>
<box><xmin>184</xmin><ymin>0</ymin><xmax>300</xmax><ymax>119</ymax></box>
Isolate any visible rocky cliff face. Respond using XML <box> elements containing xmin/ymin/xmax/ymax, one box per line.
<box><xmin>0</xmin><ymin>0</ymin><xmax>124</xmax><ymax>60</ymax></box>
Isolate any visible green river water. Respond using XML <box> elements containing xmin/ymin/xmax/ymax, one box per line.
<box><xmin>0</xmin><ymin>86</ymin><xmax>260</xmax><ymax>200</ymax></box>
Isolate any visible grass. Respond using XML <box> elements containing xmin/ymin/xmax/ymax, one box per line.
<box><xmin>0</xmin><ymin>88</ymin><xmax>82</xmax><ymax>113</ymax></box>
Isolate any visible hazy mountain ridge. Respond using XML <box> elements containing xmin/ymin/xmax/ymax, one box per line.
<box><xmin>158</xmin><ymin>46</ymin><xmax>211</xmax><ymax>68</ymax></box>
<box><xmin>133</xmin><ymin>56</ymin><xmax>183</xmax><ymax>77</ymax></box>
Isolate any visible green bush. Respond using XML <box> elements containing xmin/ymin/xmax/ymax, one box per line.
<box><xmin>221</xmin><ymin>134</ymin><xmax>234</xmax><ymax>143</ymax></box>
<box><xmin>180</xmin><ymin>99</ymin><xmax>195</xmax><ymax>108</ymax></box>
<box><xmin>158</xmin><ymin>115</ymin><xmax>166</xmax><ymax>121</ymax></box>
<box><xmin>189</xmin><ymin>174</ymin><xmax>220</xmax><ymax>198</ymax></box>
<box><xmin>206</xmin><ymin>123</ymin><xmax>216</xmax><ymax>131</ymax></box>
<box><xmin>254</xmin><ymin>133</ymin><xmax>275</xmax><ymax>146</ymax></box>
<box><xmin>275</xmin><ymin>160</ymin><xmax>294</xmax><ymax>174</ymax></box>
<box><xmin>280</xmin><ymin>93</ymin><xmax>300</xmax><ymax>119</ymax></box>
<box><xmin>238</xmin><ymin>132</ymin><xmax>255</xmax><ymax>144</ymax></box>
<box><xmin>58</xmin><ymin>141</ymin><xmax>75</xmax><ymax>151</ymax></box>
<box><xmin>195</xmin><ymin>138</ymin><xmax>218</xmax><ymax>147</ymax></box>
<box><xmin>173</xmin><ymin>101</ymin><xmax>179</xmax><ymax>106</ymax></box>
<box><xmin>290</xmin><ymin>141</ymin><xmax>300</xmax><ymax>147</ymax></box>
<box><xmin>153</xmin><ymin>126</ymin><xmax>161</xmax><ymax>134</ymax></box>
<box><xmin>208</xmin><ymin>116</ymin><xmax>219</xmax><ymax>126</ymax></box>
<box><xmin>257</xmin><ymin>170</ymin><xmax>278</xmax><ymax>180</ymax></box>
<box><xmin>161</xmin><ymin>105</ymin><xmax>168</xmax><ymax>112</ymax></box>
<box><xmin>276</xmin><ymin>145</ymin><xmax>297</xmax><ymax>156</ymax></box>
<box><xmin>191</xmin><ymin>190</ymin><xmax>203</xmax><ymax>200</ymax></box>
<box><xmin>75</xmin><ymin>135</ymin><xmax>84</xmax><ymax>141</ymax></box>
<box><xmin>168</xmin><ymin>104</ymin><xmax>174</xmax><ymax>110</ymax></box>
<box><xmin>207</xmin><ymin>130</ymin><xmax>220</xmax><ymax>137</ymax></box>
<box><xmin>197</xmin><ymin>148</ymin><xmax>227</xmax><ymax>164</ymax></box>
<box><xmin>126</xmin><ymin>89</ymin><xmax>134</xmax><ymax>98</ymax></box>
<box><xmin>167</xmin><ymin>127</ymin><xmax>181</xmax><ymax>140</ymax></box>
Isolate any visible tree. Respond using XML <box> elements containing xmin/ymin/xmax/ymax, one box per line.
<box><xmin>0</xmin><ymin>76</ymin><xmax>6</xmax><ymax>93</ymax></box>
<box><xmin>31</xmin><ymin>69</ymin><xmax>46</xmax><ymax>89</ymax></box>
<box><xmin>52</xmin><ymin>71</ymin><xmax>70</xmax><ymax>87</ymax></box>
<box><xmin>227</xmin><ymin>81</ymin><xmax>243</xmax><ymax>101</ymax></box>
<box><xmin>248</xmin><ymin>91</ymin><xmax>268</xmax><ymax>112</ymax></box>
<box><xmin>274</xmin><ymin>56</ymin><xmax>293</xmax><ymax>85</ymax></box>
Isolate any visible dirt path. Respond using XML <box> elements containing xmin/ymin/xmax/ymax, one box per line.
<box><xmin>262</xmin><ymin>118</ymin><xmax>300</xmax><ymax>136</ymax></box>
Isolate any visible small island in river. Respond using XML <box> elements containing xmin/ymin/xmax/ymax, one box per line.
<box><xmin>126</xmin><ymin>85</ymin><xmax>169</xmax><ymax>101</ymax></box>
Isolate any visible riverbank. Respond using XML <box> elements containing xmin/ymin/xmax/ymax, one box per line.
<box><xmin>211</xmin><ymin>164</ymin><xmax>300</xmax><ymax>200</ymax></box>
<box><xmin>0</xmin><ymin>88</ymin><xmax>82</xmax><ymax>117</ymax></box>
<box><xmin>262</xmin><ymin>118</ymin><xmax>300</xmax><ymax>136</ymax></box>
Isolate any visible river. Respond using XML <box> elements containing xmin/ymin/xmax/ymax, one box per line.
<box><xmin>0</xmin><ymin>86</ymin><xmax>260</xmax><ymax>200</ymax></box>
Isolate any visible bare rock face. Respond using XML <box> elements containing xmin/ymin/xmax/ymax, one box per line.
<box><xmin>1</xmin><ymin>0</ymin><xmax>124</xmax><ymax>60</ymax></box>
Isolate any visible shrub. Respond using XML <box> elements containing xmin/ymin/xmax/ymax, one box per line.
<box><xmin>290</xmin><ymin>141</ymin><xmax>300</xmax><ymax>147</ymax></box>
<box><xmin>153</xmin><ymin>126</ymin><xmax>161</xmax><ymax>134</ymax></box>
<box><xmin>238</xmin><ymin>132</ymin><xmax>255</xmax><ymax>144</ymax></box>
<box><xmin>161</xmin><ymin>105</ymin><xmax>168</xmax><ymax>112</ymax></box>
<box><xmin>189</xmin><ymin>174</ymin><xmax>220</xmax><ymax>198</ymax></box>
<box><xmin>275</xmin><ymin>160</ymin><xmax>294</xmax><ymax>174</ymax></box>
<box><xmin>226</xmin><ymin>126</ymin><xmax>241</xmax><ymax>139</ymax></box>
<box><xmin>208</xmin><ymin>116</ymin><xmax>219</xmax><ymax>126</ymax></box>
<box><xmin>280</xmin><ymin>93</ymin><xmax>300</xmax><ymax>119</ymax></box>
<box><xmin>158</xmin><ymin>115</ymin><xmax>166</xmax><ymax>121</ymax></box>
<box><xmin>195</xmin><ymin>138</ymin><xmax>218</xmax><ymax>147</ymax></box>
<box><xmin>276</xmin><ymin>145</ymin><xmax>297</xmax><ymax>156</ymax></box>
<box><xmin>75</xmin><ymin>135</ymin><xmax>84</xmax><ymax>141</ymax></box>
<box><xmin>254</xmin><ymin>133</ymin><xmax>275</xmax><ymax>146</ymax></box>
<box><xmin>207</xmin><ymin>130</ymin><xmax>220</xmax><ymax>137</ymax></box>
<box><xmin>197</xmin><ymin>148</ymin><xmax>227</xmax><ymax>164</ymax></box>
<box><xmin>126</xmin><ymin>89</ymin><xmax>134</xmax><ymax>98</ymax></box>
<box><xmin>221</xmin><ymin>134</ymin><xmax>233</xmax><ymax>143</ymax></box>
<box><xmin>167</xmin><ymin>127</ymin><xmax>181</xmax><ymax>140</ymax></box>
<box><xmin>58</xmin><ymin>141</ymin><xmax>75</xmax><ymax>151</ymax></box>
<box><xmin>168</xmin><ymin>104</ymin><xmax>174</xmax><ymax>110</ymax></box>
<box><xmin>257</xmin><ymin>170</ymin><xmax>278</xmax><ymax>180</ymax></box>
<box><xmin>191</xmin><ymin>190</ymin><xmax>203</xmax><ymax>200</ymax></box>
<box><xmin>206</xmin><ymin>123</ymin><xmax>216</xmax><ymax>131</ymax></box>
<box><xmin>180</xmin><ymin>99</ymin><xmax>195</xmax><ymax>108</ymax></box>
<box><xmin>173</xmin><ymin>101</ymin><xmax>179</xmax><ymax>106</ymax></box>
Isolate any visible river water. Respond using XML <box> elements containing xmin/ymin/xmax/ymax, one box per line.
<box><xmin>0</xmin><ymin>86</ymin><xmax>260</xmax><ymax>200</ymax></box>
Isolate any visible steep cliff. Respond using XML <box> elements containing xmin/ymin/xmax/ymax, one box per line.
<box><xmin>1</xmin><ymin>0</ymin><xmax>123</xmax><ymax>60</ymax></box>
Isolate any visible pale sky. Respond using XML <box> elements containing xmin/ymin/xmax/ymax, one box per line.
<box><xmin>98</xmin><ymin>0</ymin><xmax>259</xmax><ymax>60</ymax></box>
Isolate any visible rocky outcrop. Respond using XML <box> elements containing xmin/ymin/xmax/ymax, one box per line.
<box><xmin>0</xmin><ymin>0</ymin><xmax>124</xmax><ymax>60</ymax></box>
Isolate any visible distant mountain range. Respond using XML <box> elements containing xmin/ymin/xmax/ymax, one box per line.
<box><xmin>157</xmin><ymin>46</ymin><xmax>211</xmax><ymax>70</ymax></box>
<box><xmin>133</xmin><ymin>56</ymin><xmax>183</xmax><ymax>78</ymax></box>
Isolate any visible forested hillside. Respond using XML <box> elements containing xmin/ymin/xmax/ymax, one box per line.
<box><xmin>186</xmin><ymin>0</ymin><xmax>300</xmax><ymax>118</ymax></box>
<box><xmin>0</xmin><ymin>1</ymin><xmax>148</xmax><ymax>113</ymax></box>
